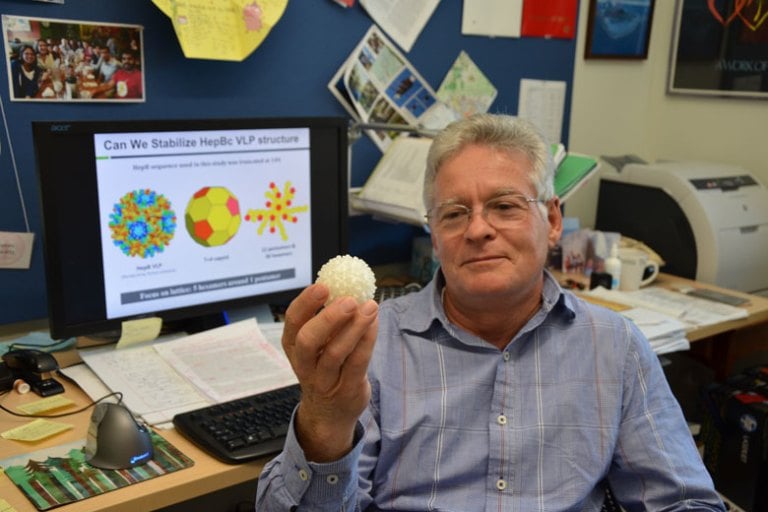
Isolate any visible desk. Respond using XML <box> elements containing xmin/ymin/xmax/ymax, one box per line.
<box><xmin>0</xmin><ymin>379</ymin><xmax>268</xmax><ymax>512</ymax></box>
<box><xmin>4</xmin><ymin>272</ymin><xmax>768</xmax><ymax>511</ymax></box>
<box><xmin>560</xmin><ymin>271</ymin><xmax>768</xmax><ymax>378</ymax></box>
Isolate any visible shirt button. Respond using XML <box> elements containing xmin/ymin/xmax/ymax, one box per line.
<box><xmin>326</xmin><ymin>474</ymin><xmax>339</xmax><ymax>485</ymax></box>
<box><xmin>496</xmin><ymin>478</ymin><xmax>507</xmax><ymax>491</ymax></box>
<box><xmin>503</xmin><ymin>352</ymin><xmax>510</xmax><ymax>362</ymax></box>
<box><xmin>497</xmin><ymin>414</ymin><xmax>507</xmax><ymax>425</ymax></box>
<box><xmin>298</xmin><ymin>469</ymin><xmax>309</xmax><ymax>481</ymax></box>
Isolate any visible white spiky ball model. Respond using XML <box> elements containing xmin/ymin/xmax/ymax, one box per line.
<box><xmin>316</xmin><ymin>254</ymin><xmax>376</xmax><ymax>305</ymax></box>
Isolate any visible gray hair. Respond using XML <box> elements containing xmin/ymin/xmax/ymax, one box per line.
<box><xmin>422</xmin><ymin>114</ymin><xmax>556</xmax><ymax>213</ymax></box>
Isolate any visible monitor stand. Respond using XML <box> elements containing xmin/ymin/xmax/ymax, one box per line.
<box><xmin>164</xmin><ymin>312</ymin><xmax>228</xmax><ymax>335</ymax></box>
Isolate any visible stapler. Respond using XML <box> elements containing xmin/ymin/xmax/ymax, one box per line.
<box><xmin>2</xmin><ymin>349</ymin><xmax>65</xmax><ymax>396</ymax></box>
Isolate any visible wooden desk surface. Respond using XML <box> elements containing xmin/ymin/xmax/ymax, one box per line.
<box><xmin>0</xmin><ymin>380</ymin><xmax>268</xmax><ymax>512</ymax></box>
<box><xmin>555</xmin><ymin>271</ymin><xmax>768</xmax><ymax>342</ymax></box>
<box><xmin>4</xmin><ymin>272</ymin><xmax>768</xmax><ymax>510</ymax></box>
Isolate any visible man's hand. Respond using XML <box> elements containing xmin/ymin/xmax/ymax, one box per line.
<box><xmin>282</xmin><ymin>283</ymin><xmax>378</xmax><ymax>462</ymax></box>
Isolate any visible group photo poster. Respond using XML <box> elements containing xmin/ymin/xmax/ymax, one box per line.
<box><xmin>3</xmin><ymin>15</ymin><xmax>144</xmax><ymax>102</ymax></box>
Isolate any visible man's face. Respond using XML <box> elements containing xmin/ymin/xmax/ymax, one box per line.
<box><xmin>430</xmin><ymin>143</ymin><xmax>562</xmax><ymax>303</ymax></box>
<box><xmin>37</xmin><ymin>41</ymin><xmax>48</xmax><ymax>54</ymax></box>
<box><xmin>121</xmin><ymin>54</ymin><xmax>135</xmax><ymax>70</ymax></box>
<box><xmin>101</xmin><ymin>49</ymin><xmax>111</xmax><ymax>61</ymax></box>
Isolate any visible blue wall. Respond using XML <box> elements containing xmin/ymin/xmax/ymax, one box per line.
<box><xmin>0</xmin><ymin>0</ymin><xmax>577</xmax><ymax>325</ymax></box>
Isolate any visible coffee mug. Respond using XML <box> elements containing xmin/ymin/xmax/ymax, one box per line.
<box><xmin>618</xmin><ymin>248</ymin><xmax>659</xmax><ymax>291</ymax></box>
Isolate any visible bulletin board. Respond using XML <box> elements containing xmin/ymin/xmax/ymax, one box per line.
<box><xmin>0</xmin><ymin>0</ymin><xmax>577</xmax><ymax>327</ymax></box>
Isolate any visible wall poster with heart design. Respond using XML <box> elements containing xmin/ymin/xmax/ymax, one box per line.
<box><xmin>668</xmin><ymin>0</ymin><xmax>768</xmax><ymax>98</ymax></box>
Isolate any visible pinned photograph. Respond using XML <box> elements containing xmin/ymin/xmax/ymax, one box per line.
<box><xmin>3</xmin><ymin>15</ymin><xmax>144</xmax><ymax>102</ymax></box>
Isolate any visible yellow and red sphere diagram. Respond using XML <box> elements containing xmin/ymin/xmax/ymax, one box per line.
<box><xmin>185</xmin><ymin>186</ymin><xmax>242</xmax><ymax>247</ymax></box>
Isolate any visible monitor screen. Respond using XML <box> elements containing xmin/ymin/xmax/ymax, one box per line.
<box><xmin>33</xmin><ymin>117</ymin><xmax>349</xmax><ymax>340</ymax></box>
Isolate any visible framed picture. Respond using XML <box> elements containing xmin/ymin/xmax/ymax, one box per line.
<box><xmin>584</xmin><ymin>0</ymin><xmax>655</xmax><ymax>59</ymax></box>
<box><xmin>668</xmin><ymin>0</ymin><xmax>768</xmax><ymax>99</ymax></box>
<box><xmin>2</xmin><ymin>15</ymin><xmax>144</xmax><ymax>102</ymax></box>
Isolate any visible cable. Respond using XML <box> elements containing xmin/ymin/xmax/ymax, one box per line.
<box><xmin>0</xmin><ymin>390</ymin><xmax>123</xmax><ymax>419</ymax></box>
<box><xmin>0</xmin><ymin>94</ymin><xmax>30</xmax><ymax>232</ymax></box>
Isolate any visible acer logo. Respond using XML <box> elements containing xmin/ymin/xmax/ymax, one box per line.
<box><xmin>50</xmin><ymin>124</ymin><xmax>71</xmax><ymax>132</ymax></box>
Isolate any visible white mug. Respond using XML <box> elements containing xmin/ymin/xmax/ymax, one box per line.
<box><xmin>618</xmin><ymin>248</ymin><xmax>659</xmax><ymax>291</ymax></box>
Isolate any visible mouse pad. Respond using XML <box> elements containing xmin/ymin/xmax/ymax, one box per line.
<box><xmin>1</xmin><ymin>431</ymin><xmax>194</xmax><ymax>510</ymax></box>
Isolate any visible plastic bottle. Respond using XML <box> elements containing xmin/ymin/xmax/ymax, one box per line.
<box><xmin>604</xmin><ymin>243</ymin><xmax>622</xmax><ymax>290</ymax></box>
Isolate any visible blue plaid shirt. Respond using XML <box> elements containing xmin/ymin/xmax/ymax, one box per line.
<box><xmin>256</xmin><ymin>271</ymin><xmax>724</xmax><ymax>511</ymax></box>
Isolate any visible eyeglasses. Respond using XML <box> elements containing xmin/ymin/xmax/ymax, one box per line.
<box><xmin>426</xmin><ymin>192</ymin><xmax>544</xmax><ymax>233</ymax></box>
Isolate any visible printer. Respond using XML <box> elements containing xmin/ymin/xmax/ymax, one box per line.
<box><xmin>595</xmin><ymin>161</ymin><xmax>768</xmax><ymax>294</ymax></box>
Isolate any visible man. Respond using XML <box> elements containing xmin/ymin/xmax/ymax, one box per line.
<box><xmin>256</xmin><ymin>114</ymin><xmax>725</xmax><ymax>511</ymax></box>
<box><xmin>110</xmin><ymin>51</ymin><xmax>143</xmax><ymax>99</ymax></box>
<box><xmin>95</xmin><ymin>46</ymin><xmax>120</xmax><ymax>84</ymax></box>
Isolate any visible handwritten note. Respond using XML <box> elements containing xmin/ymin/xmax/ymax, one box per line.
<box><xmin>1</xmin><ymin>419</ymin><xmax>73</xmax><ymax>442</ymax></box>
<box><xmin>16</xmin><ymin>395</ymin><xmax>75</xmax><ymax>415</ymax></box>
<box><xmin>161</xmin><ymin>0</ymin><xmax>288</xmax><ymax>61</ymax></box>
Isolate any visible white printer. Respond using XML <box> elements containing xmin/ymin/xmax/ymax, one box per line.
<box><xmin>595</xmin><ymin>161</ymin><xmax>768</xmax><ymax>294</ymax></box>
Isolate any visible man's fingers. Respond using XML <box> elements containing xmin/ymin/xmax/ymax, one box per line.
<box><xmin>337</xmin><ymin>300</ymin><xmax>379</xmax><ymax>383</ymax></box>
<box><xmin>282</xmin><ymin>283</ymin><xmax>329</xmax><ymax>352</ymax></box>
<box><xmin>295</xmin><ymin>298</ymin><xmax>378</xmax><ymax>391</ymax></box>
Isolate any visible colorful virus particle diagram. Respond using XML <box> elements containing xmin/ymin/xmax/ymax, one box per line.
<box><xmin>185</xmin><ymin>186</ymin><xmax>242</xmax><ymax>247</ymax></box>
<box><xmin>109</xmin><ymin>189</ymin><xmax>177</xmax><ymax>258</ymax></box>
<box><xmin>245</xmin><ymin>181</ymin><xmax>309</xmax><ymax>241</ymax></box>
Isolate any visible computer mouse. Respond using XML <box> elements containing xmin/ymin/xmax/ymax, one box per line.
<box><xmin>85</xmin><ymin>402</ymin><xmax>154</xmax><ymax>470</ymax></box>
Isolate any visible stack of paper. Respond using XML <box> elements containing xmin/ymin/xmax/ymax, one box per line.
<box><xmin>587</xmin><ymin>286</ymin><xmax>748</xmax><ymax>329</ymax></box>
<box><xmin>619</xmin><ymin>307</ymin><xmax>689</xmax><ymax>355</ymax></box>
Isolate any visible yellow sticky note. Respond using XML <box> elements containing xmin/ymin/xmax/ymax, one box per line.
<box><xmin>0</xmin><ymin>498</ymin><xmax>19</xmax><ymax>512</ymax></box>
<box><xmin>1</xmin><ymin>419</ymin><xmax>73</xmax><ymax>442</ymax></box>
<box><xmin>116</xmin><ymin>317</ymin><xmax>163</xmax><ymax>348</ymax></box>
<box><xmin>16</xmin><ymin>395</ymin><xmax>75</xmax><ymax>415</ymax></box>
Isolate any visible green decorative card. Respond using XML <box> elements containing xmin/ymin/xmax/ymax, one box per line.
<box><xmin>1</xmin><ymin>432</ymin><xmax>193</xmax><ymax>510</ymax></box>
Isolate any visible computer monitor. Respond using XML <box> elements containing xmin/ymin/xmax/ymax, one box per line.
<box><xmin>32</xmin><ymin>116</ymin><xmax>349</xmax><ymax>340</ymax></box>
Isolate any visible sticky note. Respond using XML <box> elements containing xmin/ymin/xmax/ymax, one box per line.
<box><xmin>1</xmin><ymin>418</ymin><xmax>73</xmax><ymax>442</ymax></box>
<box><xmin>16</xmin><ymin>395</ymin><xmax>75</xmax><ymax>415</ymax></box>
<box><xmin>116</xmin><ymin>317</ymin><xmax>163</xmax><ymax>348</ymax></box>
<box><xmin>0</xmin><ymin>498</ymin><xmax>19</xmax><ymax>512</ymax></box>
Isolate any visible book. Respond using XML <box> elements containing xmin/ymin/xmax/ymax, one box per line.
<box><xmin>554</xmin><ymin>153</ymin><xmax>599</xmax><ymax>202</ymax></box>
<box><xmin>352</xmin><ymin>138</ymin><xmax>598</xmax><ymax>225</ymax></box>
<box><xmin>351</xmin><ymin>136</ymin><xmax>432</xmax><ymax>226</ymax></box>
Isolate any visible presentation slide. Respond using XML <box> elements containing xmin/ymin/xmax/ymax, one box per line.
<box><xmin>93</xmin><ymin>127</ymin><xmax>313</xmax><ymax>318</ymax></box>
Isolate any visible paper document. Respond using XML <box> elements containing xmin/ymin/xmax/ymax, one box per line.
<box><xmin>79</xmin><ymin>318</ymin><xmax>296</xmax><ymax>425</ymax></box>
<box><xmin>351</xmin><ymin>136</ymin><xmax>431</xmax><ymax>225</ymax></box>
<box><xmin>462</xmin><ymin>0</ymin><xmax>523</xmax><ymax>38</ymax></box>
<box><xmin>359</xmin><ymin>0</ymin><xmax>439</xmax><ymax>52</ymax></box>
<box><xmin>329</xmin><ymin>25</ymin><xmax>457</xmax><ymax>152</ymax></box>
<box><xmin>518</xmin><ymin>79</ymin><xmax>566</xmax><ymax>145</ymax></box>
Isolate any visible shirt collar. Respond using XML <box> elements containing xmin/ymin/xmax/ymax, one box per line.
<box><xmin>396</xmin><ymin>268</ymin><xmax>576</xmax><ymax>336</ymax></box>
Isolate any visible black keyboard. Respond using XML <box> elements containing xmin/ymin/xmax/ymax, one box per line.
<box><xmin>374</xmin><ymin>282</ymin><xmax>422</xmax><ymax>302</ymax></box>
<box><xmin>172</xmin><ymin>384</ymin><xmax>301</xmax><ymax>464</ymax></box>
